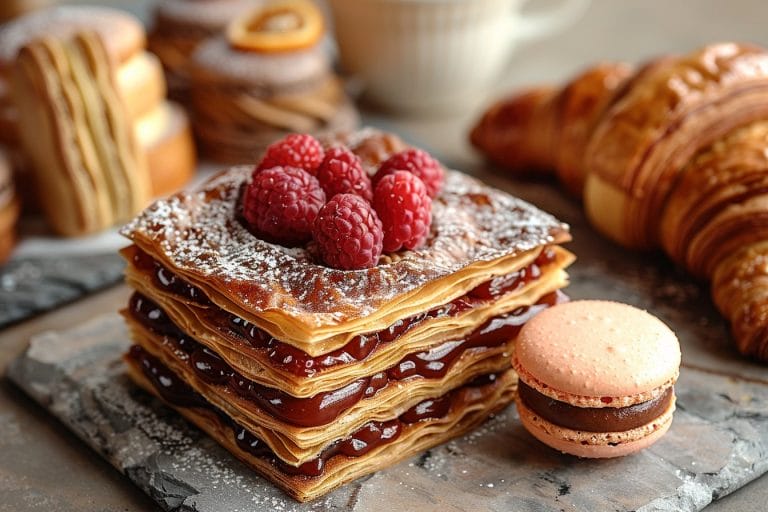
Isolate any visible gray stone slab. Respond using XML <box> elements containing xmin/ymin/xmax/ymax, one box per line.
<box><xmin>0</xmin><ymin>254</ymin><xmax>125</xmax><ymax>328</ymax></box>
<box><xmin>6</xmin><ymin>313</ymin><xmax>768</xmax><ymax>512</ymax></box>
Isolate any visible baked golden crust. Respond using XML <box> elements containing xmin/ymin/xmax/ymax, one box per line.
<box><xmin>586</xmin><ymin>44</ymin><xmax>768</xmax><ymax>249</ymax></box>
<box><xmin>117</xmin><ymin>51</ymin><xmax>166</xmax><ymax>122</ymax></box>
<box><xmin>0</xmin><ymin>197</ymin><xmax>18</xmax><ymax>264</ymax></box>
<box><xmin>470</xmin><ymin>86</ymin><xmax>559</xmax><ymax>177</ymax></box>
<box><xmin>191</xmin><ymin>87</ymin><xmax>359</xmax><ymax>165</ymax></box>
<box><xmin>189</xmin><ymin>38</ymin><xmax>359</xmax><ymax>164</ymax></box>
<box><xmin>0</xmin><ymin>5</ymin><xmax>145</xmax><ymax>72</ymax></box>
<box><xmin>712</xmin><ymin>241</ymin><xmax>768</xmax><ymax>360</ymax></box>
<box><xmin>471</xmin><ymin>43</ymin><xmax>768</xmax><ymax>362</ymax></box>
<box><xmin>470</xmin><ymin>63</ymin><xmax>633</xmax><ymax>197</ymax></box>
<box><xmin>138</xmin><ymin>101</ymin><xmax>196</xmax><ymax>196</ymax></box>
<box><xmin>660</xmin><ymin>121</ymin><xmax>768</xmax><ymax>278</ymax></box>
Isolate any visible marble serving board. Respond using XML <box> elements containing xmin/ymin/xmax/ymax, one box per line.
<box><xmin>6</xmin><ymin>174</ymin><xmax>768</xmax><ymax>512</ymax></box>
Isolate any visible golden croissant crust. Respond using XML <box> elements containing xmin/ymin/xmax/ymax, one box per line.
<box><xmin>471</xmin><ymin>42</ymin><xmax>768</xmax><ymax>362</ymax></box>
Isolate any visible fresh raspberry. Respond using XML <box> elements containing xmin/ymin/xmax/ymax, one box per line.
<box><xmin>373</xmin><ymin>171</ymin><xmax>432</xmax><ymax>252</ymax></box>
<box><xmin>316</xmin><ymin>146</ymin><xmax>373</xmax><ymax>202</ymax></box>
<box><xmin>321</xmin><ymin>145</ymin><xmax>360</xmax><ymax>169</ymax></box>
<box><xmin>256</xmin><ymin>134</ymin><xmax>325</xmax><ymax>174</ymax></box>
<box><xmin>372</xmin><ymin>148</ymin><xmax>444</xmax><ymax>198</ymax></box>
<box><xmin>313</xmin><ymin>194</ymin><xmax>383</xmax><ymax>269</ymax></box>
<box><xmin>242</xmin><ymin>166</ymin><xmax>326</xmax><ymax>246</ymax></box>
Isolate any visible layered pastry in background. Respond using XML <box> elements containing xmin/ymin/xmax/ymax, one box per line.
<box><xmin>119</xmin><ymin>129</ymin><xmax>573</xmax><ymax>501</ymax></box>
<box><xmin>470</xmin><ymin>42</ymin><xmax>768</xmax><ymax>362</ymax></box>
<box><xmin>189</xmin><ymin>0</ymin><xmax>358</xmax><ymax>164</ymax></box>
<box><xmin>0</xmin><ymin>150</ymin><xmax>19</xmax><ymax>263</ymax></box>
<box><xmin>14</xmin><ymin>32</ymin><xmax>150</xmax><ymax>236</ymax></box>
<box><xmin>148</xmin><ymin>0</ymin><xmax>259</xmax><ymax>103</ymax></box>
<box><xmin>0</xmin><ymin>5</ymin><xmax>196</xmax><ymax>210</ymax></box>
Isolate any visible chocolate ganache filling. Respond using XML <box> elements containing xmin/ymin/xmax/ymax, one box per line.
<box><xmin>129</xmin><ymin>291</ymin><xmax>565</xmax><ymax>427</ymax></box>
<box><xmin>127</xmin><ymin>345</ymin><xmax>503</xmax><ymax>478</ymax></box>
<box><xmin>130</xmin><ymin>247</ymin><xmax>559</xmax><ymax>377</ymax></box>
<box><xmin>518</xmin><ymin>381</ymin><xmax>673</xmax><ymax>432</ymax></box>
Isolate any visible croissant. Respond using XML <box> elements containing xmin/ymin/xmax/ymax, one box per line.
<box><xmin>470</xmin><ymin>43</ymin><xmax>768</xmax><ymax>361</ymax></box>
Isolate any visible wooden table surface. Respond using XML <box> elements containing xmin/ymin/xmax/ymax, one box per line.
<box><xmin>2</xmin><ymin>0</ymin><xmax>767</xmax><ymax>510</ymax></box>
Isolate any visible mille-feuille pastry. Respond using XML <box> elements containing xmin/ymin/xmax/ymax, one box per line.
<box><xmin>189</xmin><ymin>0</ymin><xmax>358</xmax><ymax>164</ymax></box>
<box><xmin>13</xmin><ymin>32</ymin><xmax>150</xmax><ymax>236</ymax></box>
<box><xmin>0</xmin><ymin>6</ymin><xmax>147</xmax><ymax>142</ymax></box>
<box><xmin>119</xmin><ymin>129</ymin><xmax>573</xmax><ymax>501</ymax></box>
<box><xmin>471</xmin><ymin>43</ymin><xmax>768</xmax><ymax>362</ymax></box>
<box><xmin>0</xmin><ymin>5</ymin><xmax>148</xmax><ymax>198</ymax></box>
<box><xmin>148</xmin><ymin>0</ymin><xmax>260</xmax><ymax>102</ymax></box>
<box><xmin>0</xmin><ymin>5</ymin><xmax>196</xmax><ymax>197</ymax></box>
<box><xmin>0</xmin><ymin>150</ymin><xmax>19</xmax><ymax>263</ymax></box>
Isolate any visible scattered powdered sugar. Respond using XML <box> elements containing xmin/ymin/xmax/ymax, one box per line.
<box><xmin>462</xmin><ymin>410</ymin><xmax>510</xmax><ymax>446</ymax></box>
<box><xmin>122</xmin><ymin>161</ymin><xmax>567</xmax><ymax>328</ymax></box>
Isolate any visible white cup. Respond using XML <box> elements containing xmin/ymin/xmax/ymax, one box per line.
<box><xmin>328</xmin><ymin>0</ymin><xmax>589</xmax><ymax>115</ymax></box>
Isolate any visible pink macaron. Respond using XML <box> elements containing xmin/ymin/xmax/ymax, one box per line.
<box><xmin>513</xmin><ymin>300</ymin><xmax>680</xmax><ymax>458</ymax></box>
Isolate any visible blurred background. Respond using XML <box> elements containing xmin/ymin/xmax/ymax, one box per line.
<box><xmin>1</xmin><ymin>0</ymin><xmax>767</xmax><ymax>511</ymax></box>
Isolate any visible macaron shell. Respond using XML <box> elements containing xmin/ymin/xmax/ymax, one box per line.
<box><xmin>516</xmin><ymin>300</ymin><xmax>681</xmax><ymax>399</ymax></box>
<box><xmin>516</xmin><ymin>393</ymin><xmax>675</xmax><ymax>458</ymax></box>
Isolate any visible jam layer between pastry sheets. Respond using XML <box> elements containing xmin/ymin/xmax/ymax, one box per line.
<box><xmin>124</xmin><ymin>291</ymin><xmax>565</xmax><ymax>460</ymax></box>
<box><xmin>123</xmin><ymin>244</ymin><xmax>572</xmax><ymax>396</ymax></box>
<box><xmin>125</xmin><ymin>349</ymin><xmax>516</xmax><ymax>503</ymax></box>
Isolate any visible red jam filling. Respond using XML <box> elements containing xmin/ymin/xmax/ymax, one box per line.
<box><xmin>130</xmin><ymin>247</ymin><xmax>558</xmax><ymax>377</ymax></box>
<box><xmin>128</xmin><ymin>345</ymin><xmax>500</xmax><ymax>478</ymax></box>
<box><xmin>129</xmin><ymin>290</ymin><xmax>566</xmax><ymax>427</ymax></box>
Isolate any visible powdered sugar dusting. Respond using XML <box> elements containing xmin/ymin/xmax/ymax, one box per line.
<box><xmin>192</xmin><ymin>36</ymin><xmax>329</xmax><ymax>90</ymax></box>
<box><xmin>122</xmin><ymin>165</ymin><xmax>568</xmax><ymax>327</ymax></box>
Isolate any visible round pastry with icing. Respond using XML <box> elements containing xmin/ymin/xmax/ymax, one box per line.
<box><xmin>513</xmin><ymin>300</ymin><xmax>680</xmax><ymax>458</ymax></box>
<box><xmin>148</xmin><ymin>0</ymin><xmax>259</xmax><ymax>101</ymax></box>
<box><xmin>188</xmin><ymin>1</ymin><xmax>358</xmax><ymax>164</ymax></box>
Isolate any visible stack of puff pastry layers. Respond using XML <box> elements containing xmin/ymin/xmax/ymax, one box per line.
<box><xmin>0</xmin><ymin>6</ymin><xmax>195</xmax><ymax>202</ymax></box>
<box><xmin>119</xmin><ymin>130</ymin><xmax>573</xmax><ymax>501</ymax></box>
